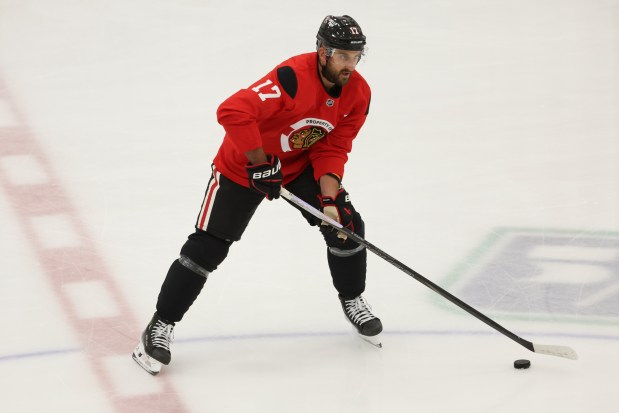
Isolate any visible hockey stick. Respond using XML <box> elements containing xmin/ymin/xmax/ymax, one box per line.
<box><xmin>280</xmin><ymin>187</ymin><xmax>578</xmax><ymax>360</ymax></box>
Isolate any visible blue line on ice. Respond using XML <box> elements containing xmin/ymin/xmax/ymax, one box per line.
<box><xmin>1</xmin><ymin>329</ymin><xmax>617</xmax><ymax>363</ymax></box>
<box><xmin>0</xmin><ymin>347</ymin><xmax>80</xmax><ymax>362</ymax></box>
<box><xmin>176</xmin><ymin>329</ymin><xmax>619</xmax><ymax>343</ymax></box>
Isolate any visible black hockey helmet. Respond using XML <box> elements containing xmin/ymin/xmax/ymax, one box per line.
<box><xmin>316</xmin><ymin>15</ymin><xmax>366</xmax><ymax>52</ymax></box>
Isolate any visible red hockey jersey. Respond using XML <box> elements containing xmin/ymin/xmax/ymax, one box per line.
<box><xmin>214</xmin><ymin>52</ymin><xmax>371</xmax><ymax>187</ymax></box>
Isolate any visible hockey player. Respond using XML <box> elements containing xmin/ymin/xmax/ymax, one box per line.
<box><xmin>133</xmin><ymin>15</ymin><xmax>382</xmax><ymax>375</ymax></box>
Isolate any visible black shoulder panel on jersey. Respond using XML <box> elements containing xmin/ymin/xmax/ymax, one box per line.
<box><xmin>365</xmin><ymin>96</ymin><xmax>371</xmax><ymax>115</ymax></box>
<box><xmin>277</xmin><ymin>66</ymin><xmax>297</xmax><ymax>99</ymax></box>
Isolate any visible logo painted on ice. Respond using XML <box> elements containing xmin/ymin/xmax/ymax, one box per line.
<box><xmin>280</xmin><ymin>118</ymin><xmax>334</xmax><ymax>152</ymax></box>
<box><xmin>443</xmin><ymin>228</ymin><xmax>619</xmax><ymax>323</ymax></box>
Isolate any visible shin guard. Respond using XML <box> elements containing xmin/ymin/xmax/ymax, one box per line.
<box><xmin>327</xmin><ymin>246</ymin><xmax>367</xmax><ymax>300</ymax></box>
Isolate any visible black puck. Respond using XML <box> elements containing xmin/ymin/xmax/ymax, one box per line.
<box><xmin>514</xmin><ymin>359</ymin><xmax>531</xmax><ymax>369</ymax></box>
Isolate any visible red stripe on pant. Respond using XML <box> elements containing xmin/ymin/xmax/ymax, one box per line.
<box><xmin>197</xmin><ymin>169</ymin><xmax>220</xmax><ymax>230</ymax></box>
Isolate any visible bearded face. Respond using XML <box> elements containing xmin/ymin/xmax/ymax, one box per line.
<box><xmin>319</xmin><ymin>49</ymin><xmax>362</xmax><ymax>87</ymax></box>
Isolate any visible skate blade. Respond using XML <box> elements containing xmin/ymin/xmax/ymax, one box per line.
<box><xmin>358</xmin><ymin>333</ymin><xmax>382</xmax><ymax>348</ymax></box>
<box><xmin>132</xmin><ymin>342</ymin><xmax>163</xmax><ymax>376</ymax></box>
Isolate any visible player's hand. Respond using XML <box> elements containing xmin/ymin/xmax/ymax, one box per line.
<box><xmin>319</xmin><ymin>189</ymin><xmax>355</xmax><ymax>240</ymax></box>
<box><xmin>246</xmin><ymin>155</ymin><xmax>283</xmax><ymax>200</ymax></box>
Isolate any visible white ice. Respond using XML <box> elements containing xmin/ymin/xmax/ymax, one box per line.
<box><xmin>0</xmin><ymin>1</ymin><xmax>618</xmax><ymax>412</ymax></box>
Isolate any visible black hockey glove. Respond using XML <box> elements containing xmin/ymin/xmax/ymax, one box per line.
<box><xmin>319</xmin><ymin>188</ymin><xmax>355</xmax><ymax>241</ymax></box>
<box><xmin>246</xmin><ymin>155</ymin><xmax>283</xmax><ymax>200</ymax></box>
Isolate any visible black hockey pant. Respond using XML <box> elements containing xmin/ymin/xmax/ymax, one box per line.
<box><xmin>156</xmin><ymin>165</ymin><xmax>366</xmax><ymax>322</ymax></box>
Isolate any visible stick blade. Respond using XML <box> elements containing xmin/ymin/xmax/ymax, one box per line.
<box><xmin>533</xmin><ymin>343</ymin><xmax>579</xmax><ymax>360</ymax></box>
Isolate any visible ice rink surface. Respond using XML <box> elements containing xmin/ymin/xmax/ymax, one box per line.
<box><xmin>0</xmin><ymin>0</ymin><xmax>618</xmax><ymax>412</ymax></box>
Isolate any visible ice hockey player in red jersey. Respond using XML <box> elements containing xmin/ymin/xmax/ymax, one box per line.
<box><xmin>133</xmin><ymin>14</ymin><xmax>383</xmax><ymax>375</ymax></box>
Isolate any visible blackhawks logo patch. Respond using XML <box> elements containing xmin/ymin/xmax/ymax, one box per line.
<box><xmin>280</xmin><ymin>118</ymin><xmax>334</xmax><ymax>152</ymax></box>
<box><xmin>290</xmin><ymin>127</ymin><xmax>325</xmax><ymax>149</ymax></box>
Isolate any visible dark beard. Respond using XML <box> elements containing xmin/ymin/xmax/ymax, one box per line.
<box><xmin>321</xmin><ymin>61</ymin><xmax>350</xmax><ymax>87</ymax></box>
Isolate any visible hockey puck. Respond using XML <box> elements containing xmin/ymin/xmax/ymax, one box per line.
<box><xmin>513</xmin><ymin>359</ymin><xmax>531</xmax><ymax>369</ymax></box>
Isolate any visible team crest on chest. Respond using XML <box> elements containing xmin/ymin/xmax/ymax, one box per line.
<box><xmin>280</xmin><ymin>118</ymin><xmax>334</xmax><ymax>152</ymax></box>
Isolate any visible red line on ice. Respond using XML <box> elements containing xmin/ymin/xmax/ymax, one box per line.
<box><xmin>0</xmin><ymin>74</ymin><xmax>189</xmax><ymax>412</ymax></box>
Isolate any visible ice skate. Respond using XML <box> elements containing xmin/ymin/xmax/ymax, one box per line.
<box><xmin>132</xmin><ymin>313</ymin><xmax>175</xmax><ymax>375</ymax></box>
<box><xmin>339</xmin><ymin>295</ymin><xmax>383</xmax><ymax>348</ymax></box>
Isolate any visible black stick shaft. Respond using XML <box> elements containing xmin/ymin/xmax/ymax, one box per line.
<box><xmin>344</xmin><ymin>228</ymin><xmax>534</xmax><ymax>352</ymax></box>
<box><xmin>280</xmin><ymin>188</ymin><xmax>534</xmax><ymax>352</ymax></box>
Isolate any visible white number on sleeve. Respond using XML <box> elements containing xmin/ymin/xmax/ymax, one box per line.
<box><xmin>251</xmin><ymin>79</ymin><xmax>281</xmax><ymax>101</ymax></box>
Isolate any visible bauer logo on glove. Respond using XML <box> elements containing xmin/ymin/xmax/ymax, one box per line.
<box><xmin>246</xmin><ymin>155</ymin><xmax>283</xmax><ymax>200</ymax></box>
<box><xmin>251</xmin><ymin>162</ymin><xmax>281</xmax><ymax>180</ymax></box>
